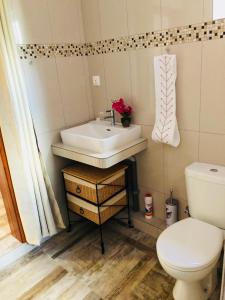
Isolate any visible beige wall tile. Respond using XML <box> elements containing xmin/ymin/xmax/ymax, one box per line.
<box><xmin>9</xmin><ymin>0</ymin><xmax>52</xmax><ymax>44</ymax></box>
<box><xmin>204</xmin><ymin>0</ymin><xmax>213</xmax><ymax>21</ymax></box>
<box><xmin>56</xmin><ymin>57</ymin><xmax>91</xmax><ymax>127</ymax></box>
<box><xmin>82</xmin><ymin>58</ymin><xmax>95</xmax><ymax>120</ymax></box>
<box><xmin>136</xmin><ymin>125</ymin><xmax>164</xmax><ymax>193</ymax></box>
<box><xmin>81</xmin><ymin>0</ymin><xmax>102</xmax><ymax>42</ymax></box>
<box><xmin>200</xmin><ymin>39</ymin><xmax>225</xmax><ymax>134</ymax></box>
<box><xmin>103</xmin><ymin>52</ymin><xmax>132</xmax><ymax>109</ymax></box>
<box><xmin>164</xmin><ymin>130</ymin><xmax>199</xmax><ymax>218</ymax></box>
<box><xmin>99</xmin><ymin>0</ymin><xmax>128</xmax><ymax>40</ymax></box>
<box><xmin>161</xmin><ymin>0</ymin><xmax>204</xmax><ymax>29</ymax></box>
<box><xmin>87</xmin><ymin>55</ymin><xmax>107</xmax><ymax>117</ymax></box>
<box><xmin>127</xmin><ymin>0</ymin><xmax>161</xmax><ymax>35</ymax></box>
<box><xmin>130</xmin><ymin>48</ymin><xmax>161</xmax><ymax>126</ymax></box>
<box><xmin>167</xmin><ymin>42</ymin><xmax>202</xmax><ymax>131</ymax></box>
<box><xmin>48</xmin><ymin>0</ymin><xmax>84</xmax><ymax>43</ymax></box>
<box><xmin>199</xmin><ymin>133</ymin><xmax>225</xmax><ymax>166</ymax></box>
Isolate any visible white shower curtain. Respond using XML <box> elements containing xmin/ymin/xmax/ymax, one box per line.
<box><xmin>0</xmin><ymin>1</ymin><xmax>65</xmax><ymax>244</ymax></box>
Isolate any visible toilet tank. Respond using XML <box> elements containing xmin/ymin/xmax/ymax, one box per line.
<box><xmin>185</xmin><ymin>162</ymin><xmax>225</xmax><ymax>229</ymax></box>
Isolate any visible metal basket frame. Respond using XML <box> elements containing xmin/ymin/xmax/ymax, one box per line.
<box><xmin>63</xmin><ymin>168</ymin><xmax>132</xmax><ymax>254</ymax></box>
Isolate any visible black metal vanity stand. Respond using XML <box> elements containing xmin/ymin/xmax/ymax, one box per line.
<box><xmin>63</xmin><ymin>166</ymin><xmax>133</xmax><ymax>255</ymax></box>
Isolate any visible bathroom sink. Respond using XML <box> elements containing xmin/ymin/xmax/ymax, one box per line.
<box><xmin>60</xmin><ymin>120</ymin><xmax>142</xmax><ymax>153</ymax></box>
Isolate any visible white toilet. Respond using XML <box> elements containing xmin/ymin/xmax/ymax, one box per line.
<box><xmin>156</xmin><ymin>162</ymin><xmax>225</xmax><ymax>300</ymax></box>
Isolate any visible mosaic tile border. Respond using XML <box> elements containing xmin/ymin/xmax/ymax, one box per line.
<box><xmin>18</xmin><ymin>18</ymin><xmax>225</xmax><ymax>60</ymax></box>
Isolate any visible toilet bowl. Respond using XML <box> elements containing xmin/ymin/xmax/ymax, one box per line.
<box><xmin>156</xmin><ymin>162</ymin><xmax>225</xmax><ymax>299</ymax></box>
<box><xmin>157</xmin><ymin>218</ymin><xmax>223</xmax><ymax>300</ymax></box>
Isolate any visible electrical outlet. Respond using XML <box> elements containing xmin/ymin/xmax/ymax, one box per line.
<box><xmin>92</xmin><ymin>75</ymin><xmax>101</xmax><ymax>86</ymax></box>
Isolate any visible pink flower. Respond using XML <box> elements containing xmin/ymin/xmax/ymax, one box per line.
<box><xmin>112</xmin><ymin>98</ymin><xmax>133</xmax><ymax>116</ymax></box>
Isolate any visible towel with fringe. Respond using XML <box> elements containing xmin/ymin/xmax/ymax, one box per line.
<box><xmin>152</xmin><ymin>54</ymin><xmax>180</xmax><ymax>147</ymax></box>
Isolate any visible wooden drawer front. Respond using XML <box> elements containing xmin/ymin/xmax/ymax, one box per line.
<box><xmin>64</xmin><ymin>171</ymin><xmax>125</xmax><ymax>204</ymax></box>
<box><xmin>67</xmin><ymin>190</ymin><xmax>127</xmax><ymax>225</ymax></box>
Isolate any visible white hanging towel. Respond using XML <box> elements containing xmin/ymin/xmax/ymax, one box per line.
<box><xmin>152</xmin><ymin>55</ymin><xmax>180</xmax><ymax>147</ymax></box>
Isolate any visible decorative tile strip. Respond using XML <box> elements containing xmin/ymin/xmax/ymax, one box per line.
<box><xmin>18</xmin><ymin>18</ymin><xmax>225</xmax><ymax>60</ymax></box>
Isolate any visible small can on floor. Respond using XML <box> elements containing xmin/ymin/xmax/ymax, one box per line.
<box><xmin>145</xmin><ymin>193</ymin><xmax>153</xmax><ymax>220</ymax></box>
<box><xmin>165</xmin><ymin>188</ymin><xmax>179</xmax><ymax>226</ymax></box>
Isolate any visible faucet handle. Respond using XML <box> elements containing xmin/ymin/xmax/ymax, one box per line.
<box><xmin>104</xmin><ymin>109</ymin><xmax>115</xmax><ymax>125</ymax></box>
<box><xmin>106</xmin><ymin>109</ymin><xmax>114</xmax><ymax>116</ymax></box>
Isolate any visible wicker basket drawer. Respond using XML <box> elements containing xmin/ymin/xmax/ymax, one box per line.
<box><xmin>63</xmin><ymin>169</ymin><xmax>126</xmax><ymax>204</ymax></box>
<box><xmin>67</xmin><ymin>190</ymin><xmax>127</xmax><ymax>225</ymax></box>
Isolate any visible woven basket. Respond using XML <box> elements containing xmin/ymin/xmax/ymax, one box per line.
<box><xmin>63</xmin><ymin>163</ymin><xmax>127</xmax><ymax>204</ymax></box>
<box><xmin>67</xmin><ymin>190</ymin><xmax>127</xmax><ymax>225</ymax></box>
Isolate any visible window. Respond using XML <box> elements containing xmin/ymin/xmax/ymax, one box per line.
<box><xmin>213</xmin><ymin>0</ymin><xmax>225</xmax><ymax>20</ymax></box>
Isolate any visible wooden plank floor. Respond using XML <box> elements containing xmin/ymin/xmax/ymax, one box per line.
<box><xmin>0</xmin><ymin>220</ymin><xmax>221</xmax><ymax>300</ymax></box>
<box><xmin>0</xmin><ymin>192</ymin><xmax>21</xmax><ymax>257</ymax></box>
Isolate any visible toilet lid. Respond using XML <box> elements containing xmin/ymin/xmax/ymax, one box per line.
<box><xmin>157</xmin><ymin>218</ymin><xmax>223</xmax><ymax>271</ymax></box>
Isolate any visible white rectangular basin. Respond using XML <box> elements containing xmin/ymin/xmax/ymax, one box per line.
<box><xmin>60</xmin><ymin>120</ymin><xmax>142</xmax><ymax>154</ymax></box>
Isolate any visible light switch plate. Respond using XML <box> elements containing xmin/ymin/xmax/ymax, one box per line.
<box><xmin>92</xmin><ymin>75</ymin><xmax>101</xmax><ymax>86</ymax></box>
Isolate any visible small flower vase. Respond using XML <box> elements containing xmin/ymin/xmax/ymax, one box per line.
<box><xmin>121</xmin><ymin>116</ymin><xmax>131</xmax><ymax>127</ymax></box>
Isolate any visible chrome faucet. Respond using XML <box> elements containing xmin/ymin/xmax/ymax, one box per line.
<box><xmin>104</xmin><ymin>109</ymin><xmax>115</xmax><ymax>126</ymax></box>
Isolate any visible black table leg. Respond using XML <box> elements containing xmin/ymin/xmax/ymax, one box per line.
<box><xmin>126</xmin><ymin>169</ymin><xmax>133</xmax><ymax>228</ymax></box>
<box><xmin>96</xmin><ymin>184</ymin><xmax>105</xmax><ymax>254</ymax></box>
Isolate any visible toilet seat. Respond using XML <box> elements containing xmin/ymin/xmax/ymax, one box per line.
<box><xmin>157</xmin><ymin>218</ymin><xmax>223</xmax><ymax>272</ymax></box>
